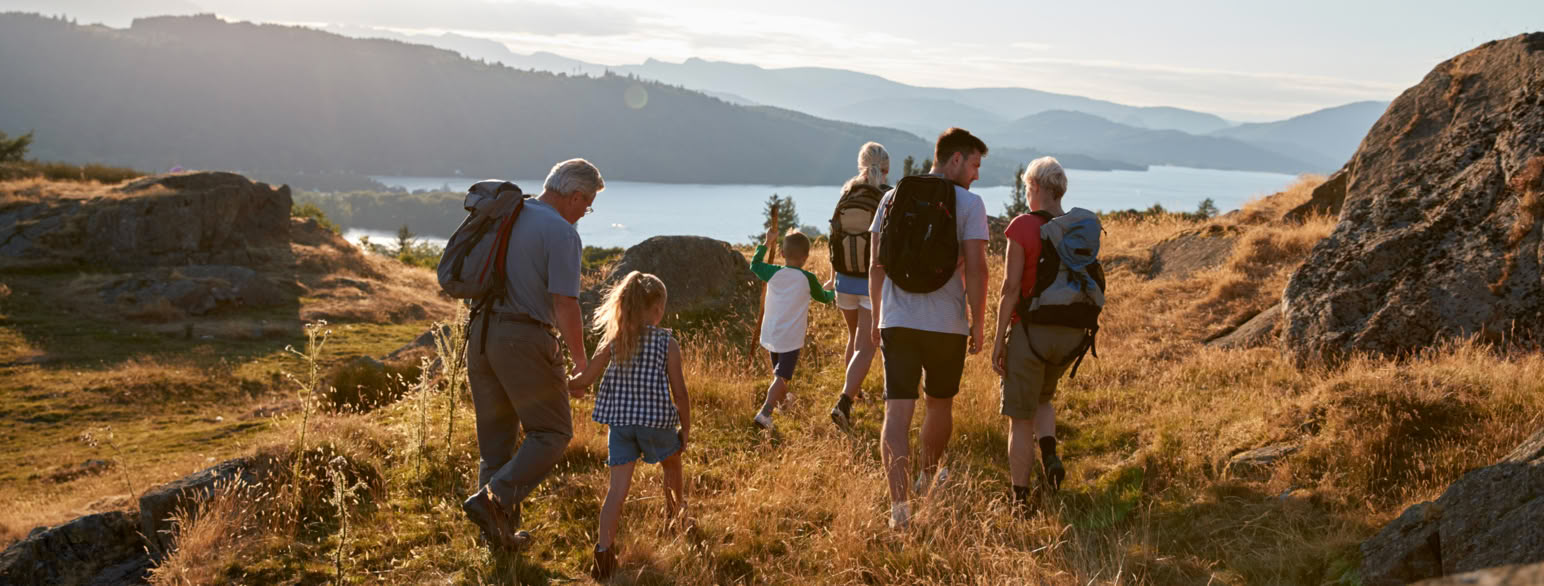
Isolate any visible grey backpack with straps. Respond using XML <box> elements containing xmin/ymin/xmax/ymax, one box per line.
<box><xmin>1014</xmin><ymin>208</ymin><xmax>1107</xmax><ymax>378</ymax></box>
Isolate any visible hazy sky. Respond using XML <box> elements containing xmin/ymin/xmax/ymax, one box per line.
<box><xmin>7</xmin><ymin>0</ymin><xmax>1540</xmax><ymax>120</ymax></box>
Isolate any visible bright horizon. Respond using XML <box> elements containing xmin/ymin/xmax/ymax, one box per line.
<box><xmin>2</xmin><ymin>0</ymin><xmax>1539</xmax><ymax>121</ymax></box>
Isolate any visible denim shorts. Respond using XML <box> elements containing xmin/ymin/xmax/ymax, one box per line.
<box><xmin>607</xmin><ymin>425</ymin><xmax>682</xmax><ymax>466</ymax></box>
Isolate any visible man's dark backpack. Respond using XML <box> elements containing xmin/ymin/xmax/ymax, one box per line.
<box><xmin>436</xmin><ymin>180</ymin><xmax>525</xmax><ymax>353</ymax></box>
<box><xmin>828</xmin><ymin>183</ymin><xmax>885</xmax><ymax>277</ymax></box>
<box><xmin>1014</xmin><ymin>208</ymin><xmax>1107</xmax><ymax>378</ymax></box>
<box><xmin>876</xmin><ymin>175</ymin><xmax>958</xmax><ymax>293</ymax></box>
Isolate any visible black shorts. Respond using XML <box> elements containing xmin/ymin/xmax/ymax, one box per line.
<box><xmin>769</xmin><ymin>349</ymin><xmax>800</xmax><ymax>381</ymax></box>
<box><xmin>880</xmin><ymin>327</ymin><xmax>967</xmax><ymax>400</ymax></box>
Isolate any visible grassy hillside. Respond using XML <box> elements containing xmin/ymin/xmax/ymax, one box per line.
<box><xmin>3</xmin><ymin>177</ymin><xmax>1540</xmax><ymax>584</ymax></box>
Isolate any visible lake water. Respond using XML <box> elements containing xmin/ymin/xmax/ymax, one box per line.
<box><xmin>358</xmin><ymin>166</ymin><xmax>1300</xmax><ymax>249</ymax></box>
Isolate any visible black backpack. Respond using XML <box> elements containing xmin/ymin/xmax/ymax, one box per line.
<box><xmin>876</xmin><ymin>175</ymin><xmax>958</xmax><ymax>293</ymax></box>
<box><xmin>828</xmin><ymin>183</ymin><xmax>885</xmax><ymax>277</ymax></box>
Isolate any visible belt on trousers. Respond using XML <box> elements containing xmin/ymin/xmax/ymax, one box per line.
<box><xmin>491</xmin><ymin>311</ymin><xmax>558</xmax><ymax>337</ymax></box>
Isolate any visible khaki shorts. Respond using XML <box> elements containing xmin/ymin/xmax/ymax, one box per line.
<box><xmin>1000</xmin><ymin>323</ymin><xmax>1088</xmax><ymax>420</ymax></box>
<box><xmin>835</xmin><ymin>290</ymin><xmax>872</xmax><ymax>311</ymax></box>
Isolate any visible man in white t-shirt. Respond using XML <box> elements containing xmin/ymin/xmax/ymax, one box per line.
<box><xmin>867</xmin><ymin>128</ymin><xmax>991</xmax><ymax>529</ymax></box>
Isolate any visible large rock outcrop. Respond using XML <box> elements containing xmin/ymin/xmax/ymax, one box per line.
<box><xmin>1361</xmin><ymin>427</ymin><xmax>1544</xmax><ymax>585</ymax></box>
<box><xmin>1148</xmin><ymin>224</ymin><xmax>1242</xmax><ymax>280</ymax></box>
<box><xmin>0</xmin><ymin>171</ymin><xmax>292</xmax><ymax>271</ymax></box>
<box><xmin>1282</xmin><ymin>33</ymin><xmax>1544</xmax><ymax>363</ymax></box>
<box><xmin>0</xmin><ymin>511</ymin><xmax>149</xmax><ymax>585</ymax></box>
<box><xmin>584</xmin><ymin>236</ymin><xmax>758</xmax><ymax>323</ymax></box>
<box><xmin>1416</xmin><ymin>562</ymin><xmax>1544</xmax><ymax>585</ymax></box>
<box><xmin>139</xmin><ymin>457</ymin><xmax>260</xmax><ymax>552</ymax></box>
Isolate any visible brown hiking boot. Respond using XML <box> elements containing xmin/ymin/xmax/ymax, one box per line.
<box><xmin>462</xmin><ymin>489</ymin><xmax>530</xmax><ymax>552</ymax></box>
<box><xmin>592</xmin><ymin>546</ymin><xmax>618</xmax><ymax>581</ymax></box>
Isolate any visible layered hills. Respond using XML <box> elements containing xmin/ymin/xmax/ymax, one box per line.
<box><xmin>0</xmin><ymin>13</ymin><xmax>1130</xmax><ymax>186</ymax></box>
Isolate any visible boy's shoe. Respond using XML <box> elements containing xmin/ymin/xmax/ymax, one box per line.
<box><xmin>830</xmin><ymin>400</ymin><xmax>853</xmax><ymax>432</ymax></box>
<box><xmin>888</xmin><ymin>502</ymin><xmax>910</xmax><ymax>530</ymax></box>
<box><xmin>753</xmin><ymin>412</ymin><xmax>775</xmax><ymax>431</ymax></box>
<box><xmin>1043</xmin><ymin>453</ymin><xmax>1065</xmax><ymax>494</ymax></box>
<box><xmin>592</xmin><ymin>546</ymin><xmax>618</xmax><ymax>581</ymax></box>
<box><xmin>913</xmin><ymin>467</ymin><xmax>949</xmax><ymax>497</ymax></box>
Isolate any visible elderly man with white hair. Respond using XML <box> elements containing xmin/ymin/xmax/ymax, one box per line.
<box><xmin>462</xmin><ymin>158</ymin><xmax>603</xmax><ymax>550</ymax></box>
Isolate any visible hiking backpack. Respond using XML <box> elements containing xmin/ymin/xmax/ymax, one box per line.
<box><xmin>1014</xmin><ymin>208</ymin><xmax>1107</xmax><ymax>378</ymax></box>
<box><xmin>828</xmin><ymin>183</ymin><xmax>885</xmax><ymax>277</ymax></box>
<box><xmin>876</xmin><ymin>175</ymin><xmax>959</xmax><ymax>293</ymax></box>
<box><xmin>436</xmin><ymin>180</ymin><xmax>526</xmax><ymax>351</ymax></box>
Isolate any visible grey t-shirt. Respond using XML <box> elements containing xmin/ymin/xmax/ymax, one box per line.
<box><xmin>868</xmin><ymin>181</ymin><xmax>990</xmax><ymax>336</ymax></box>
<box><xmin>495</xmin><ymin>198</ymin><xmax>582</xmax><ymax>327</ymax></box>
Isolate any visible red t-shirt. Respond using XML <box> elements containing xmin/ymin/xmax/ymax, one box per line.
<box><xmin>1004</xmin><ymin>213</ymin><xmax>1048</xmax><ymax>323</ymax></box>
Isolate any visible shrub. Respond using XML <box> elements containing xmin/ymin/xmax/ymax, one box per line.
<box><xmin>33</xmin><ymin>161</ymin><xmax>144</xmax><ymax>183</ymax></box>
<box><xmin>291</xmin><ymin>201</ymin><xmax>342</xmax><ymax>234</ymax></box>
<box><xmin>326</xmin><ymin>356</ymin><xmax>420</xmax><ymax>410</ymax></box>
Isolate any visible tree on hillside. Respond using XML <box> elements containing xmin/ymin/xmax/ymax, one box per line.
<box><xmin>395</xmin><ymin>224</ymin><xmax>416</xmax><ymax>256</ymax></box>
<box><xmin>1003</xmin><ymin>164</ymin><xmax>1030</xmax><ymax>217</ymax></box>
<box><xmin>1195</xmin><ymin>198</ymin><xmax>1219</xmax><ymax>219</ymax></box>
<box><xmin>902</xmin><ymin>155</ymin><xmax>916</xmax><ymax>178</ymax></box>
<box><xmin>751</xmin><ymin>194</ymin><xmax>799</xmax><ymax>243</ymax></box>
<box><xmin>0</xmin><ymin>130</ymin><xmax>32</xmax><ymax>163</ymax></box>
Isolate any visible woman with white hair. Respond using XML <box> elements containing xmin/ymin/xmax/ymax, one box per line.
<box><xmin>990</xmin><ymin>156</ymin><xmax>1096</xmax><ymax>513</ymax></box>
<box><xmin>827</xmin><ymin>141</ymin><xmax>889</xmax><ymax>431</ymax></box>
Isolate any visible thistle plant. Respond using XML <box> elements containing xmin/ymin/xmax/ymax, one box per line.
<box><xmin>325</xmin><ymin>455</ymin><xmax>363</xmax><ymax>585</ymax></box>
<box><xmin>431</xmin><ymin>304</ymin><xmax>469</xmax><ymax>499</ymax></box>
<box><xmin>80</xmin><ymin>426</ymin><xmax>136</xmax><ymax>503</ymax></box>
<box><xmin>283</xmin><ymin>320</ymin><xmax>331</xmax><ymax>518</ymax></box>
<box><xmin>284</xmin><ymin>320</ymin><xmax>332</xmax><ymax>454</ymax></box>
<box><xmin>410</xmin><ymin>355</ymin><xmax>434</xmax><ymax>487</ymax></box>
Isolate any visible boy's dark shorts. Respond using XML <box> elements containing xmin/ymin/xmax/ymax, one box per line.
<box><xmin>880</xmin><ymin>327</ymin><xmax>967</xmax><ymax>400</ymax></box>
<box><xmin>769</xmin><ymin>349</ymin><xmax>800</xmax><ymax>380</ymax></box>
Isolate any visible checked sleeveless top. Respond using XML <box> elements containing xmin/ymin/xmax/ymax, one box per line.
<box><xmin>593</xmin><ymin>325</ymin><xmax>679</xmax><ymax>428</ymax></box>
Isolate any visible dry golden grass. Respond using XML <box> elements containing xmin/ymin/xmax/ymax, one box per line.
<box><xmin>9</xmin><ymin>181</ymin><xmax>1544</xmax><ymax>584</ymax></box>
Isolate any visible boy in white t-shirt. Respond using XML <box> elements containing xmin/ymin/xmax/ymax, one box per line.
<box><xmin>751</xmin><ymin>228</ymin><xmax>835</xmax><ymax>430</ymax></box>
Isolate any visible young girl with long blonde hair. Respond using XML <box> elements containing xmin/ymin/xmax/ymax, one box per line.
<box><xmin>568</xmin><ymin>271</ymin><xmax>690</xmax><ymax>581</ymax></box>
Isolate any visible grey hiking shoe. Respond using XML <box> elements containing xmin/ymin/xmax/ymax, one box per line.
<box><xmin>830</xmin><ymin>401</ymin><xmax>853</xmax><ymax>432</ymax></box>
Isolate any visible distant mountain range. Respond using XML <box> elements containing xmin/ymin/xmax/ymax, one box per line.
<box><xmin>333</xmin><ymin>26</ymin><xmax>1388</xmax><ymax>175</ymax></box>
<box><xmin>0</xmin><ymin>13</ymin><xmax>1390</xmax><ymax>190</ymax></box>
<box><xmin>0</xmin><ymin>13</ymin><xmax>1146</xmax><ymax>187</ymax></box>
<box><xmin>1208</xmin><ymin>100</ymin><xmax>1389</xmax><ymax>171</ymax></box>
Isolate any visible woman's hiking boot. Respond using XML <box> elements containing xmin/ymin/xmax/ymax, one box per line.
<box><xmin>1042</xmin><ymin>452</ymin><xmax>1065</xmax><ymax>494</ymax></box>
<box><xmin>1012</xmin><ymin>485</ymin><xmax>1040</xmax><ymax>517</ymax></box>
<box><xmin>592</xmin><ymin>546</ymin><xmax>618</xmax><ymax>581</ymax></box>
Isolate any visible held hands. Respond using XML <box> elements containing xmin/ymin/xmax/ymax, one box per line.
<box><xmin>567</xmin><ymin>376</ymin><xmax>588</xmax><ymax>398</ymax></box>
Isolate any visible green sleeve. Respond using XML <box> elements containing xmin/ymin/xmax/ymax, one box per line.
<box><xmin>800</xmin><ymin>269</ymin><xmax>835</xmax><ymax>304</ymax></box>
<box><xmin>750</xmin><ymin>245</ymin><xmax>782</xmax><ymax>282</ymax></box>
